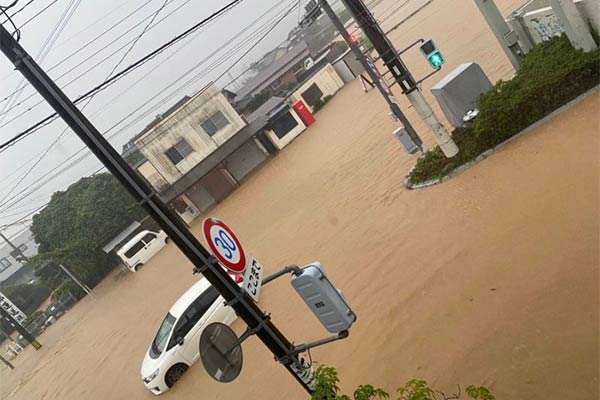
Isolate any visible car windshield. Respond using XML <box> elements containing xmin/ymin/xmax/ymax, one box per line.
<box><xmin>149</xmin><ymin>313</ymin><xmax>176</xmax><ymax>359</ymax></box>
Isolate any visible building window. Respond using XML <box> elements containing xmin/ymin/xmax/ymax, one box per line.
<box><xmin>201</xmin><ymin>111</ymin><xmax>230</xmax><ymax>136</ymax></box>
<box><xmin>165</xmin><ymin>139</ymin><xmax>194</xmax><ymax>165</ymax></box>
<box><xmin>291</xmin><ymin>62</ymin><xmax>304</xmax><ymax>77</ymax></box>
<box><xmin>270</xmin><ymin>78</ymin><xmax>283</xmax><ymax>91</ymax></box>
<box><xmin>0</xmin><ymin>257</ymin><xmax>11</xmax><ymax>272</ymax></box>
<box><xmin>271</xmin><ymin>111</ymin><xmax>299</xmax><ymax>139</ymax></box>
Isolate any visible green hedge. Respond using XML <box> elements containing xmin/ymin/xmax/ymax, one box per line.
<box><xmin>408</xmin><ymin>36</ymin><xmax>600</xmax><ymax>185</ymax></box>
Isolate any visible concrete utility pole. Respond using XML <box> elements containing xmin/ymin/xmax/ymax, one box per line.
<box><xmin>0</xmin><ymin>231</ymin><xmax>22</xmax><ymax>259</ymax></box>
<box><xmin>328</xmin><ymin>0</ymin><xmax>459</xmax><ymax>158</ymax></box>
<box><xmin>473</xmin><ymin>0</ymin><xmax>525</xmax><ymax>70</ymax></box>
<box><xmin>547</xmin><ymin>0</ymin><xmax>597</xmax><ymax>52</ymax></box>
<box><xmin>0</xmin><ymin>23</ymin><xmax>316</xmax><ymax>395</ymax></box>
<box><xmin>58</xmin><ymin>264</ymin><xmax>95</xmax><ymax>299</ymax></box>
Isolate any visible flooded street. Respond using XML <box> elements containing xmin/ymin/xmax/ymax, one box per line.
<box><xmin>1</xmin><ymin>1</ymin><xmax>598</xmax><ymax>399</ymax></box>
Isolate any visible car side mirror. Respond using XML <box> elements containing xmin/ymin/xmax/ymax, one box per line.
<box><xmin>177</xmin><ymin>337</ymin><xmax>185</xmax><ymax>346</ymax></box>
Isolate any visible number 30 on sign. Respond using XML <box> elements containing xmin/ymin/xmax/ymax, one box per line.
<box><xmin>202</xmin><ymin>218</ymin><xmax>247</xmax><ymax>273</ymax></box>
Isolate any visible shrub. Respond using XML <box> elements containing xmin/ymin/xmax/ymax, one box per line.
<box><xmin>408</xmin><ymin>36</ymin><xmax>599</xmax><ymax>185</ymax></box>
<box><xmin>311</xmin><ymin>366</ymin><xmax>494</xmax><ymax>400</ymax></box>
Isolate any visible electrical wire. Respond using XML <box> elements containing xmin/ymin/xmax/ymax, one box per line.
<box><xmin>0</xmin><ymin>0</ymin><xmax>35</xmax><ymax>22</ymax></box>
<box><xmin>0</xmin><ymin>0</ymin><xmax>198</xmax><ymax>126</ymax></box>
<box><xmin>0</xmin><ymin>0</ymin><xmax>173</xmax><ymax>206</ymax></box>
<box><xmin>0</xmin><ymin>0</ymin><xmax>246</xmax><ymax>153</ymax></box>
<box><xmin>15</xmin><ymin>0</ymin><xmax>60</xmax><ymax>29</ymax></box>
<box><xmin>0</xmin><ymin>0</ymin><xmax>84</xmax><ymax>124</ymax></box>
<box><xmin>0</xmin><ymin>0</ymin><xmax>297</xmax><ymax>213</ymax></box>
<box><xmin>0</xmin><ymin>0</ymin><xmax>158</xmax><ymax>110</ymax></box>
<box><xmin>0</xmin><ymin>0</ymin><xmax>171</xmax><ymax>206</ymax></box>
<box><xmin>0</xmin><ymin>0</ymin><xmax>21</xmax><ymax>41</ymax></box>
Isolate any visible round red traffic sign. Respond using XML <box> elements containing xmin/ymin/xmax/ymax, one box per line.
<box><xmin>202</xmin><ymin>218</ymin><xmax>247</xmax><ymax>273</ymax></box>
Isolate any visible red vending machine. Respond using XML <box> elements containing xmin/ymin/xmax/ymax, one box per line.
<box><xmin>293</xmin><ymin>99</ymin><xmax>316</xmax><ymax>126</ymax></box>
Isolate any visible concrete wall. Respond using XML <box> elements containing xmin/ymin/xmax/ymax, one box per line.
<box><xmin>508</xmin><ymin>0</ymin><xmax>599</xmax><ymax>45</ymax></box>
<box><xmin>135</xmin><ymin>84</ymin><xmax>246</xmax><ymax>185</ymax></box>
<box><xmin>265</xmin><ymin>109</ymin><xmax>307</xmax><ymax>150</ymax></box>
<box><xmin>137</xmin><ymin>160</ymin><xmax>170</xmax><ymax>192</ymax></box>
<box><xmin>287</xmin><ymin>64</ymin><xmax>345</xmax><ymax>112</ymax></box>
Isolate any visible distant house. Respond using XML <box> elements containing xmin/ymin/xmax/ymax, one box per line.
<box><xmin>133</xmin><ymin>83</ymin><xmax>278</xmax><ymax>223</ymax></box>
<box><xmin>0</xmin><ymin>229</ymin><xmax>38</xmax><ymax>283</ymax></box>
<box><xmin>234</xmin><ymin>41</ymin><xmax>312</xmax><ymax>108</ymax></box>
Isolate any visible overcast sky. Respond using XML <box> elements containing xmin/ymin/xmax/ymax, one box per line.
<box><xmin>0</xmin><ymin>0</ymin><xmax>308</xmax><ymax>235</ymax></box>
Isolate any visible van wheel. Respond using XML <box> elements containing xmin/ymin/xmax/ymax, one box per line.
<box><xmin>165</xmin><ymin>237</ymin><xmax>170</xmax><ymax>244</ymax></box>
<box><xmin>165</xmin><ymin>363</ymin><xmax>188</xmax><ymax>387</ymax></box>
<box><xmin>134</xmin><ymin>264</ymin><xmax>143</xmax><ymax>272</ymax></box>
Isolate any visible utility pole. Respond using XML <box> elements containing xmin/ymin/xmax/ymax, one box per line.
<box><xmin>323</xmin><ymin>0</ymin><xmax>458</xmax><ymax>158</ymax></box>
<box><xmin>547</xmin><ymin>0</ymin><xmax>597</xmax><ymax>52</ymax></box>
<box><xmin>1</xmin><ymin>230</ymin><xmax>95</xmax><ymax>298</ymax></box>
<box><xmin>0</xmin><ymin>230</ymin><xmax>39</xmax><ymax>350</ymax></box>
<box><xmin>0</xmin><ymin>307</ymin><xmax>41</xmax><ymax>349</ymax></box>
<box><xmin>0</xmin><ymin>23</ymin><xmax>316</xmax><ymax>395</ymax></box>
<box><xmin>0</xmin><ymin>231</ymin><xmax>22</xmax><ymax>260</ymax></box>
<box><xmin>0</xmin><ymin>353</ymin><xmax>14</xmax><ymax>370</ymax></box>
<box><xmin>318</xmin><ymin>0</ymin><xmax>424</xmax><ymax>153</ymax></box>
<box><xmin>473</xmin><ymin>0</ymin><xmax>526</xmax><ymax>70</ymax></box>
<box><xmin>58</xmin><ymin>264</ymin><xmax>95</xmax><ymax>299</ymax></box>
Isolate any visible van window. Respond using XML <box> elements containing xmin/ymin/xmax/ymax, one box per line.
<box><xmin>142</xmin><ymin>233</ymin><xmax>156</xmax><ymax>244</ymax></box>
<box><xmin>167</xmin><ymin>286</ymin><xmax>220</xmax><ymax>350</ymax></box>
<box><xmin>124</xmin><ymin>240</ymin><xmax>145</xmax><ymax>258</ymax></box>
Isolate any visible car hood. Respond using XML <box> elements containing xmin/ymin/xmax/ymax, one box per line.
<box><xmin>141</xmin><ymin>347</ymin><xmax>162</xmax><ymax>378</ymax></box>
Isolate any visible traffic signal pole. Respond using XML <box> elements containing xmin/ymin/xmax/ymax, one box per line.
<box><xmin>317</xmin><ymin>0</ymin><xmax>424</xmax><ymax>152</ymax></box>
<box><xmin>0</xmin><ymin>24</ymin><xmax>315</xmax><ymax>394</ymax></box>
<box><xmin>325</xmin><ymin>0</ymin><xmax>459</xmax><ymax>158</ymax></box>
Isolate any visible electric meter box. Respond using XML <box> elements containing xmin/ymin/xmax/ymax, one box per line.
<box><xmin>291</xmin><ymin>262</ymin><xmax>356</xmax><ymax>334</ymax></box>
<box><xmin>431</xmin><ymin>63</ymin><xmax>492</xmax><ymax>128</ymax></box>
<box><xmin>393</xmin><ymin>127</ymin><xmax>419</xmax><ymax>154</ymax></box>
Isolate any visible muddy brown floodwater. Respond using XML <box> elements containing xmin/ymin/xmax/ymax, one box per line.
<box><xmin>1</xmin><ymin>0</ymin><xmax>598</xmax><ymax>399</ymax></box>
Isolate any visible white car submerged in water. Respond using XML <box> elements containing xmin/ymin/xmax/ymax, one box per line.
<box><xmin>141</xmin><ymin>278</ymin><xmax>238</xmax><ymax>395</ymax></box>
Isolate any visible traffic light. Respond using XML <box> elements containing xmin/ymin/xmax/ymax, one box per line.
<box><xmin>420</xmin><ymin>39</ymin><xmax>445</xmax><ymax>69</ymax></box>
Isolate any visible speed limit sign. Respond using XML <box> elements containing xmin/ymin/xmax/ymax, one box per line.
<box><xmin>202</xmin><ymin>218</ymin><xmax>247</xmax><ymax>273</ymax></box>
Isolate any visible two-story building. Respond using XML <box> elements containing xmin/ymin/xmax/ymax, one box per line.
<box><xmin>134</xmin><ymin>83</ymin><xmax>283</xmax><ymax>223</ymax></box>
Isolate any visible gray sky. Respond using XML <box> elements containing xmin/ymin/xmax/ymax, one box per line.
<box><xmin>0</xmin><ymin>0</ymin><xmax>304</xmax><ymax>235</ymax></box>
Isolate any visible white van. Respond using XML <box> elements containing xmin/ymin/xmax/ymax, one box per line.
<box><xmin>117</xmin><ymin>230</ymin><xmax>169</xmax><ymax>272</ymax></box>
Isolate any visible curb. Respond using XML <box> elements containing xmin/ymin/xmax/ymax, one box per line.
<box><xmin>404</xmin><ymin>85</ymin><xmax>600</xmax><ymax>190</ymax></box>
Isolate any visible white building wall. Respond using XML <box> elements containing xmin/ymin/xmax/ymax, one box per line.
<box><xmin>135</xmin><ymin>84</ymin><xmax>246</xmax><ymax>185</ymax></box>
<box><xmin>287</xmin><ymin>64</ymin><xmax>345</xmax><ymax>112</ymax></box>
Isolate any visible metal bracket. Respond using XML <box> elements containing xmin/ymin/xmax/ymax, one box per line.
<box><xmin>223</xmin><ymin>314</ymin><xmax>272</xmax><ymax>356</ymax></box>
<box><xmin>262</xmin><ymin>264</ymin><xmax>301</xmax><ymax>286</ymax></box>
<box><xmin>398</xmin><ymin>38</ymin><xmax>425</xmax><ymax>55</ymax></box>
<box><xmin>137</xmin><ymin>190</ymin><xmax>158</xmax><ymax>206</ymax></box>
<box><xmin>192</xmin><ymin>255</ymin><xmax>218</xmax><ymax>275</ymax></box>
<box><xmin>292</xmin><ymin>330</ymin><xmax>350</xmax><ymax>355</ymax></box>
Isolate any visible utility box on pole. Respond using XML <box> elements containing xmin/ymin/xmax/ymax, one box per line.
<box><xmin>431</xmin><ymin>63</ymin><xmax>493</xmax><ymax>128</ymax></box>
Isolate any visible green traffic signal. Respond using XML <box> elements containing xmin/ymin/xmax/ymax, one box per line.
<box><xmin>428</xmin><ymin>51</ymin><xmax>445</xmax><ymax>68</ymax></box>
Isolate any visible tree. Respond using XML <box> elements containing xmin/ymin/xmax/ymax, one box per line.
<box><xmin>30</xmin><ymin>173</ymin><xmax>145</xmax><ymax>295</ymax></box>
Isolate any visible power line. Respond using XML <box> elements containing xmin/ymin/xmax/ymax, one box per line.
<box><xmin>0</xmin><ymin>0</ymin><xmax>158</xmax><ymax>110</ymax></box>
<box><xmin>0</xmin><ymin>0</ymin><xmax>35</xmax><ymax>22</ymax></box>
<box><xmin>15</xmin><ymin>0</ymin><xmax>60</xmax><ymax>29</ymax></box>
<box><xmin>0</xmin><ymin>0</ymin><xmax>173</xmax><ymax>206</ymax></box>
<box><xmin>0</xmin><ymin>0</ymin><xmax>84</xmax><ymax>123</ymax></box>
<box><xmin>0</xmin><ymin>0</ymin><xmax>297</xmax><ymax>212</ymax></box>
<box><xmin>0</xmin><ymin>0</ymin><xmax>246</xmax><ymax>153</ymax></box>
